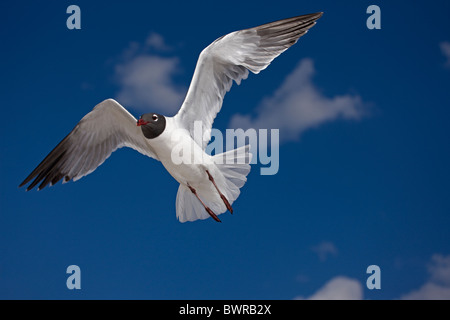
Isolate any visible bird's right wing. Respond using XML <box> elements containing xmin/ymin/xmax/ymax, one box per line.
<box><xmin>174</xmin><ymin>12</ymin><xmax>323</xmax><ymax>149</ymax></box>
<box><xmin>19</xmin><ymin>99</ymin><xmax>159</xmax><ymax>191</ymax></box>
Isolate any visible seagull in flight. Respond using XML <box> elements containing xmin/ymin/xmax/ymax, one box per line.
<box><xmin>19</xmin><ymin>13</ymin><xmax>323</xmax><ymax>222</ymax></box>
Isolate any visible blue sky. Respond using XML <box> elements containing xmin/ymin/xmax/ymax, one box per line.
<box><xmin>1</xmin><ymin>0</ymin><xmax>450</xmax><ymax>299</ymax></box>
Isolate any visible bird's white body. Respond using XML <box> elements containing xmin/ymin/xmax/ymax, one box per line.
<box><xmin>148</xmin><ymin>116</ymin><xmax>250</xmax><ymax>221</ymax></box>
<box><xmin>20</xmin><ymin>13</ymin><xmax>322</xmax><ymax>222</ymax></box>
<box><xmin>149</xmin><ymin>116</ymin><xmax>211</xmax><ymax>185</ymax></box>
<box><xmin>150</xmin><ymin>118</ymin><xmax>220</xmax><ymax>201</ymax></box>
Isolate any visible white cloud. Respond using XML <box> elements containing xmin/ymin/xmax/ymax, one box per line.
<box><xmin>229</xmin><ymin>58</ymin><xmax>367</xmax><ymax>142</ymax></box>
<box><xmin>295</xmin><ymin>276</ymin><xmax>363</xmax><ymax>300</ymax></box>
<box><xmin>293</xmin><ymin>254</ymin><xmax>450</xmax><ymax>300</ymax></box>
<box><xmin>115</xmin><ymin>33</ymin><xmax>186</xmax><ymax>114</ymax></box>
<box><xmin>145</xmin><ymin>32</ymin><xmax>172</xmax><ymax>52</ymax></box>
<box><xmin>401</xmin><ymin>254</ymin><xmax>450</xmax><ymax>300</ymax></box>
<box><xmin>440</xmin><ymin>41</ymin><xmax>450</xmax><ymax>68</ymax></box>
<box><xmin>401</xmin><ymin>282</ymin><xmax>450</xmax><ymax>300</ymax></box>
<box><xmin>428</xmin><ymin>254</ymin><xmax>450</xmax><ymax>286</ymax></box>
<box><xmin>311</xmin><ymin>241</ymin><xmax>338</xmax><ymax>262</ymax></box>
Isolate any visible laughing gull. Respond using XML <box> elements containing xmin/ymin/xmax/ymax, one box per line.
<box><xmin>19</xmin><ymin>12</ymin><xmax>323</xmax><ymax>222</ymax></box>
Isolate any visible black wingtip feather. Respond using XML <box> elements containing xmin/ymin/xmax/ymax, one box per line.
<box><xmin>257</xmin><ymin>12</ymin><xmax>323</xmax><ymax>31</ymax></box>
<box><xmin>18</xmin><ymin>128</ymin><xmax>75</xmax><ymax>191</ymax></box>
<box><xmin>21</xmin><ymin>146</ymin><xmax>68</xmax><ymax>191</ymax></box>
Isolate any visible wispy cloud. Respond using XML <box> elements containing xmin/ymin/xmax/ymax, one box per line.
<box><xmin>229</xmin><ymin>58</ymin><xmax>368</xmax><ymax>142</ymax></box>
<box><xmin>114</xmin><ymin>33</ymin><xmax>186</xmax><ymax>114</ymax></box>
<box><xmin>311</xmin><ymin>241</ymin><xmax>338</xmax><ymax>262</ymax></box>
<box><xmin>294</xmin><ymin>254</ymin><xmax>450</xmax><ymax>300</ymax></box>
<box><xmin>440</xmin><ymin>41</ymin><xmax>450</xmax><ymax>68</ymax></box>
<box><xmin>145</xmin><ymin>32</ymin><xmax>172</xmax><ymax>52</ymax></box>
<box><xmin>295</xmin><ymin>276</ymin><xmax>363</xmax><ymax>300</ymax></box>
<box><xmin>401</xmin><ymin>254</ymin><xmax>450</xmax><ymax>300</ymax></box>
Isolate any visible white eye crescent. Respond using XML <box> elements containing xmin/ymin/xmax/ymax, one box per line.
<box><xmin>152</xmin><ymin>114</ymin><xmax>158</xmax><ymax>121</ymax></box>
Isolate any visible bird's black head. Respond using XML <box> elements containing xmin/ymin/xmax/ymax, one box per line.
<box><xmin>137</xmin><ymin>113</ymin><xmax>166</xmax><ymax>139</ymax></box>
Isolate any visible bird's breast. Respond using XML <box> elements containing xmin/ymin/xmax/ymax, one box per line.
<box><xmin>146</xmin><ymin>119</ymin><xmax>213</xmax><ymax>186</ymax></box>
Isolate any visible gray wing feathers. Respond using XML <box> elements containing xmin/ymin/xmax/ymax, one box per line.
<box><xmin>175</xmin><ymin>12</ymin><xmax>323</xmax><ymax>149</ymax></box>
<box><xmin>19</xmin><ymin>99</ymin><xmax>158</xmax><ymax>191</ymax></box>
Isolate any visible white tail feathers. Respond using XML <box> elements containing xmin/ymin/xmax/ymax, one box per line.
<box><xmin>176</xmin><ymin>145</ymin><xmax>252</xmax><ymax>222</ymax></box>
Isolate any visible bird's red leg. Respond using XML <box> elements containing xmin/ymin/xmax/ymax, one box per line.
<box><xmin>206</xmin><ymin>170</ymin><xmax>233</xmax><ymax>214</ymax></box>
<box><xmin>188</xmin><ymin>185</ymin><xmax>221</xmax><ymax>222</ymax></box>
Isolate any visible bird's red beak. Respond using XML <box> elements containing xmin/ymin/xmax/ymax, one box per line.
<box><xmin>137</xmin><ymin>119</ymin><xmax>149</xmax><ymax>126</ymax></box>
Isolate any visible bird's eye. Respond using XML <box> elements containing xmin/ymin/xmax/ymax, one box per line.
<box><xmin>152</xmin><ymin>115</ymin><xmax>158</xmax><ymax>121</ymax></box>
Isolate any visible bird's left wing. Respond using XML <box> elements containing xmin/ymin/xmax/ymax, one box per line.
<box><xmin>174</xmin><ymin>12</ymin><xmax>323</xmax><ymax>149</ymax></box>
<box><xmin>19</xmin><ymin>99</ymin><xmax>159</xmax><ymax>191</ymax></box>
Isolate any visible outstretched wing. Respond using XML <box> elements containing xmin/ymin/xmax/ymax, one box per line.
<box><xmin>19</xmin><ymin>99</ymin><xmax>158</xmax><ymax>191</ymax></box>
<box><xmin>174</xmin><ymin>12</ymin><xmax>323</xmax><ymax>149</ymax></box>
